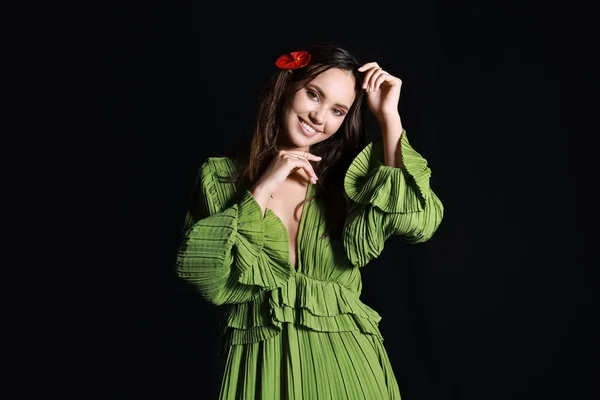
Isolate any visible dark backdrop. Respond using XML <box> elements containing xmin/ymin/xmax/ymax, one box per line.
<box><xmin>42</xmin><ymin>2</ymin><xmax>597</xmax><ymax>399</ymax></box>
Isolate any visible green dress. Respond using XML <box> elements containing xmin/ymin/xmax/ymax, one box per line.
<box><xmin>176</xmin><ymin>132</ymin><xmax>444</xmax><ymax>399</ymax></box>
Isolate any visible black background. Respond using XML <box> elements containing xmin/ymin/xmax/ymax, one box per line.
<box><xmin>32</xmin><ymin>1</ymin><xmax>598</xmax><ymax>399</ymax></box>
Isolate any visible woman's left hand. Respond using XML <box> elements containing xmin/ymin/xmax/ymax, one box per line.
<box><xmin>358</xmin><ymin>62</ymin><xmax>402</xmax><ymax>121</ymax></box>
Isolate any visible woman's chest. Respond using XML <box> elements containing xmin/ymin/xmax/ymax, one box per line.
<box><xmin>267</xmin><ymin>181</ymin><xmax>308</xmax><ymax>239</ymax></box>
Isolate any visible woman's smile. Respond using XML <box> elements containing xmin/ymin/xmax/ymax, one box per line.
<box><xmin>299</xmin><ymin>118</ymin><xmax>318</xmax><ymax>138</ymax></box>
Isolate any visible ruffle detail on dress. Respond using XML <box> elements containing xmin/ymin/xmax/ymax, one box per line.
<box><xmin>221</xmin><ymin>273</ymin><xmax>383</xmax><ymax>346</ymax></box>
<box><xmin>234</xmin><ymin>190</ymin><xmax>293</xmax><ymax>290</ymax></box>
<box><xmin>343</xmin><ymin>131</ymin><xmax>432</xmax><ymax>213</ymax></box>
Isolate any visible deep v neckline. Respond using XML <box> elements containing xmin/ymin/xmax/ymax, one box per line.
<box><xmin>292</xmin><ymin>183</ymin><xmax>311</xmax><ymax>272</ymax></box>
<box><xmin>267</xmin><ymin>182</ymin><xmax>312</xmax><ymax>273</ymax></box>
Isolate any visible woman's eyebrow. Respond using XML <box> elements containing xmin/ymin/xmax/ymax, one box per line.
<box><xmin>307</xmin><ymin>84</ymin><xmax>350</xmax><ymax>111</ymax></box>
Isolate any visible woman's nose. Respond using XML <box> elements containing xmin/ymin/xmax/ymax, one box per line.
<box><xmin>309</xmin><ymin>109</ymin><xmax>325</xmax><ymax>125</ymax></box>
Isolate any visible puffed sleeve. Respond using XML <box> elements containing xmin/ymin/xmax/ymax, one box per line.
<box><xmin>342</xmin><ymin>131</ymin><xmax>444</xmax><ymax>267</ymax></box>
<box><xmin>175</xmin><ymin>159</ymin><xmax>292</xmax><ymax>305</ymax></box>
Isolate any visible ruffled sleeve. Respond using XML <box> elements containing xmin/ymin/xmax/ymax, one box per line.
<box><xmin>343</xmin><ymin>131</ymin><xmax>444</xmax><ymax>267</ymax></box>
<box><xmin>175</xmin><ymin>159</ymin><xmax>293</xmax><ymax>306</ymax></box>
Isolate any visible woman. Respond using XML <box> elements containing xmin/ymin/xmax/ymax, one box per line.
<box><xmin>176</xmin><ymin>43</ymin><xmax>444</xmax><ymax>399</ymax></box>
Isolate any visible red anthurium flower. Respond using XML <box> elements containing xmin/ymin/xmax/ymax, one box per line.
<box><xmin>275</xmin><ymin>51</ymin><xmax>311</xmax><ymax>69</ymax></box>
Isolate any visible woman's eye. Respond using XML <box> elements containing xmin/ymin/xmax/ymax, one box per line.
<box><xmin>333</xmin><ymin>109</ymin><xmax>345</xmax><ymax>117</ymax></box>
<box><xmin>307</xmin><ymin>91</ymin><xmax>318</xmax><ymax>100</ymax></box>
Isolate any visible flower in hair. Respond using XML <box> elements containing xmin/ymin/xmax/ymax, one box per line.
<box><xmin>275</xmin><ymin>51</ymin><xmax>311</xmax><ymax>69</ymax></box>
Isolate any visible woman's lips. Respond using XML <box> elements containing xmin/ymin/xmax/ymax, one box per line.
<box><xmin>299</xmin><ymin>118</ymin><xmax>318</xmax><ymax>137</ymax></box>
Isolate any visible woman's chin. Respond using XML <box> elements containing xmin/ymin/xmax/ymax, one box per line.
<box><xmin>279</xmin><ymin>129</ymin><xmax>323</xmax><ymax>150</ymax></box>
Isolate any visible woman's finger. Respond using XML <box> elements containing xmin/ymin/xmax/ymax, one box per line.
<box><xmin>367</xmin><ymin>68</ymin><xmax>387</xmax><ymax>91</ymax></box>
<box><xmin>282</xmin><ymin>154</ymin><xmax>319</xmax><ymax>183</ymax></box>
<box><xmin>358</xmin><ymin>62</ymin><xmax>381</xmax><ymax>89</ymax></box>
<box><xmin>363</xmin><ymin>67</ymin><xmax>383</xmax><ymax>90</ymax></box>
<box><xmin>285</xmin><ymin>150</ymin><xmax>322</xmax><ymax>162</ymax></box>
<box><xmin>372</xmin><ymin>70</ymin><xmax>391</xmax><ymax>91</ymax></box>
<box><xmin>295</xmin><ymin>157</ymin><xmax>319</xmax><ymax>183</ymax></box>
<box><xmin>358</xmin><ymin>62</ymin><xmax>380</xmax><ymax>72</ymax></box>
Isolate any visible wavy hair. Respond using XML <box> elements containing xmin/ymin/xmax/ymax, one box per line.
<box><xmin>231</xmin><ymin>43</ymin><xmax>368</xmax><ymax>238</ymax></box>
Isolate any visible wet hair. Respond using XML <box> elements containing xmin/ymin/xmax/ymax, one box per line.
<box><xmin>231</xmin><ymin>43</ymin><xmax>368</xmax><ymax>238</ymax></box>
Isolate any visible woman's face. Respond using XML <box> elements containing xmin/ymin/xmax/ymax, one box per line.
<box><xmin>279</xmin><ymin>67</ymin><xmax>356</xmax><ymax>151</ymax></box>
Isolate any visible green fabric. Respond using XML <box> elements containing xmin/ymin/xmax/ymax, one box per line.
<box><xmin>176</xmin><ymin>132</ymin><xmax>444</xmax><ymax>399</ymax></box>
<box><xmin>220</xmin><ymin>323</ymin><xmax>400</xmax><ymax>399</ymax></box>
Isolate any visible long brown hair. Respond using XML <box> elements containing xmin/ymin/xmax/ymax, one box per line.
<box><xmin>231</xmin><ymin>43</ymin><xmax>368</xmax><ymax>238</ymax></box>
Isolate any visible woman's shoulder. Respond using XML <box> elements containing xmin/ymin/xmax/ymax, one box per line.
<box><xmin>198</xmin><ymin>156</ymin><xmax>247</xmax><ymax>211</ymax></box>
<box><xmin>199</xmin><ymin>156</ymin><xmax>246</xmax><ymax>181</ymax></box>
<box><xmin>201</xmin><ymin>156</ymin><xmax>239</xmax><ymax>172</ymax></box>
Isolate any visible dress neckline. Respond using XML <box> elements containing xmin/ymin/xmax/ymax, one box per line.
<box><xmin>266</xmin><ymin>182</ymin><xmax>313</xmax><ymax>273</ymax></box>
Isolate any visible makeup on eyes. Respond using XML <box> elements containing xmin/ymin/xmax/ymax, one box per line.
<box><xmin>306</xmin><ymin>84</ymin><xmax>350</xmax><ymax>113</ymax></box>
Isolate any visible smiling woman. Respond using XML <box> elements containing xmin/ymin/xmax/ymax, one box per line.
<box><xmin>279</xmin><ymin>68</ymin><xmax>356</xmax><ymax>149</ymax></box>
<box><xmin>174</xmin><ymin>43</ymin><xmax>444</xmax><ymax>399</ymax></box>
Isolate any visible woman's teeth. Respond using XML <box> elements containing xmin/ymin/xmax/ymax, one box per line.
<box><xmin>301</xmin><ymin>121</ymin><xmax>316</xmax><ymax>133</ymax></box>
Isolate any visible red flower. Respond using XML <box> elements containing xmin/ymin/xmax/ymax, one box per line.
<box><xmin>275</xmin><ymin>51</ymin><xmax>311</xmax><ymax>69</ymax></box>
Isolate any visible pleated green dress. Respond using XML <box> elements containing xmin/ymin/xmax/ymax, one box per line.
<box><xmin>176</xmin><ymin>132</ymin><xmax>444</xmax><ymax>399</ymax></box>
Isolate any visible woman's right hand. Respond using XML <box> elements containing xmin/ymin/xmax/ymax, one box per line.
<box><xmin>250</xmin><ymin>150</ymin><xmax>321</xmax><ymax>212</ymax></box>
